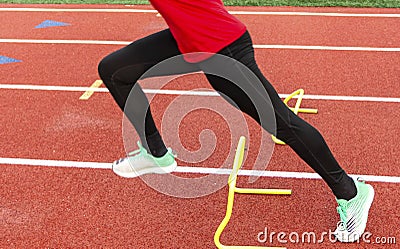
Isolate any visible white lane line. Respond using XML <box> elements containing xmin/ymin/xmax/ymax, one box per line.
<box><xmin>1</xmin><ymin>39</ymin><xmax>399</xmax><ymax>52</ymax></box>
<box><xmin>0</xmin><ymin>7</ymin><xmax>158</xmax><ymax>13</ymax></box>
<box><xmin>253</xmin><ymin>45</ymin><xmax>400</xmax><ymax>52</ymax></box>
<box><xmin>0</xmin><ymin>157</ymin><xmax>110</xmax><ymax>169</ymax></box>
<box><xmin>0</xmin><ymin>7</ymin><xmax>400</xmax><ymax>18</ymax></box>
<box><xmin>228</xmin><ymin>11</ymin><xmax>400</xmax><ymax>18</ymax></box>
<box><xmin>1</xmin><ymin>84</ymin><xmax>399</xmax><ymax>103</ymax></box>
<box><xmin>1</xmin><ymin>157</ymin><xmax>399</xmax><ymax>184</ymax></box>
<box><xmin>0</xmin><ymin>84</ymin><xmax>107</xmax><ymax>92</ymax></box>
<box><xmin>292</xmin><ymin>94</ymin><xmax>400</xmax><ymax>103</ymax></box>
<box><xmin>0</xmin><ymin>39</ymin><xmax>130</xmax><ymax>45</ymax></box>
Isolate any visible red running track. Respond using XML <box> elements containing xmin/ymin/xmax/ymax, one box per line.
<box><xmin>0</xmin><ymin>4</ymin><xmax>399</xmax><ymax>248</ymax></box>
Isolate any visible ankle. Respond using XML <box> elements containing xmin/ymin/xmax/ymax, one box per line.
<box><xmin>144</xmin><ymin>131</ymin><xmax>168</xmax><ymax>157</ymax></box>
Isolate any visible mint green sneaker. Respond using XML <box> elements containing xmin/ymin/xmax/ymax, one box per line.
<box><xmin>334</xmin><ymin>178</ymin><xmax>375</xmax><ymax>242</ymax></box>
<box><xmin>112</xmin><ymin>141</ymin><xmax>177</xmax><ymax>178</ymax></box>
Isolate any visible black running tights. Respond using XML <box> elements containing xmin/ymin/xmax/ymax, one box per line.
<box><xmin>98</xmin><ymin>29</ymin><xmax>356</xmax><ymax>200</ymax></box>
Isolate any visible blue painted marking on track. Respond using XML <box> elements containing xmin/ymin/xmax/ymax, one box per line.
<box><xmin>35</xmin><ymin>20</ymin><xmax>70</xmax><ymax>29</ymax></box>
<box><xmin>0</xmin><ymin>56</ymin><xmax>21</xmax><ymax>65</ymax></box>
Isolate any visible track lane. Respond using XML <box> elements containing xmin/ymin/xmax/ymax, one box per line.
<box><xmin>1</xmin><ymin>165</ymin><xmax>398</xmax><ymax>248</ymax></box>
<box><xmin>0</xmin><ymin>43</ymin><xmax>399</xmax><ymax>97</ymax></box>
<box><xmin>1</xmin><ymin>9</ymin><xmax>399</xmax><ymax>47</ymax></box>
<box><xmin>1</xmin><ymin>90</ymin><xmax>399</xmax><ymax>177</ymax></box>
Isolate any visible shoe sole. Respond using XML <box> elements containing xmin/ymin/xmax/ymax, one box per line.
<box><xmin>112</xmin><ymin>161</ymin><xmax>178</xmax><ymax>178</ymax></box>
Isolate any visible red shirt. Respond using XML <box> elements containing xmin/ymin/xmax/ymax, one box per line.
<box><xmin>150</xmin><ymin>0</ymin><xmax>246</xmax><ymax>62</ymax></box>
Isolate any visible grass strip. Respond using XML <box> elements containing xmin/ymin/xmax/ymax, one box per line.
<box><xmin>0</xmin><ymin>0</ymin><xmax>400</xmax><ymax>8</ymax></box>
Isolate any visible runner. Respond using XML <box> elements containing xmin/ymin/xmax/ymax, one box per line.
<box><xmin>98</xmin><ymin>0</ymin><xmax>374</xmax><ymax>242</ymax></box>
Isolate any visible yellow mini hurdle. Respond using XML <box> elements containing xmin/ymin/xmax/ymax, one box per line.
<box><xmin>214</xmin><ymin>136</ymin><xmax>292</xmax><ymax>249</ymax></box>
<box><xmin>272</xmin><ymin>89</ymin><xmax>318</xmax><ymax>145</ymax></box>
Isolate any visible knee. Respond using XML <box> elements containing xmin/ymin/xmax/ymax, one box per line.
<box><xmin>275</xmin><ymin>106</ymin><xmax>316</xmax><ymax>143</ymax></box>
<box><xmin>98</xmin><ymin>55</ymin><xmax>112</xmax><ymax>84</ymax></box>
<box><xmin>98</xmin><ymin>54</ymin><xmax>129</xmax><ymax>91</ymax></box>
<box><xmin>274</xmin><ymin>107</ymin><xmax>298</xmax><ymax>139</ymax></box>
<box><xmin>98</xmin><ymin>54</ymin><xmax>145</xmax><ymax>89</ymax></box>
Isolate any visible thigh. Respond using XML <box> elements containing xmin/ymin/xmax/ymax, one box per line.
<box><xmin>199</xmin><ymin>31</ymin><xmax>288</xmax><ymax>135</ymax></box>
<box><xmin>99</xmin><ymin>29</ymin><xmax>199</xmax><ymax>81</ymax></box>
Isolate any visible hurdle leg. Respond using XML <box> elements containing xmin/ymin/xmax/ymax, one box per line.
<box><xmin>214</xmin><ymin>136</ymin><xmax>292</xmax><ymax>249</ymax></box>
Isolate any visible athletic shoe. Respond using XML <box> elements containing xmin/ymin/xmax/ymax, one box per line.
<box><xmin>334</xmin><ymin>178</ymin><xmax>375</xmax><ymax>242</ymax></box>
<box><xmin>112</xmin><ymin>141</ymin><xmax>177</xmax><ymax>178</ymax></box>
